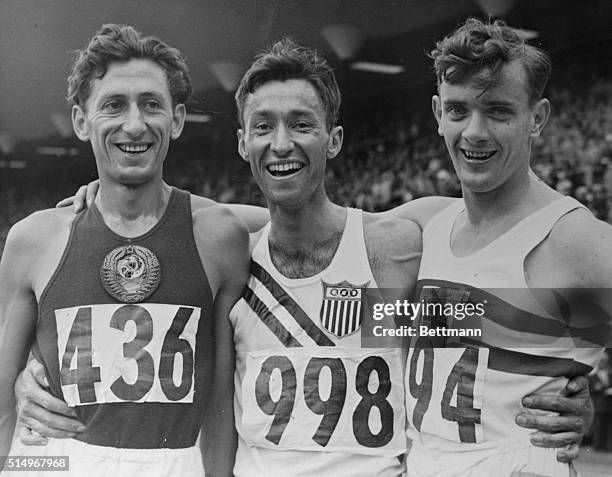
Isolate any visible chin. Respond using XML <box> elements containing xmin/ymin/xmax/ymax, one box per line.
<box><xmin>266</xmin><ymin>190</ymin><xmax>307</xmax><ymax>209</ymax></box>
<box><xmin>458</xmin><ymin>174</ymin><xmax>497</xmax><ymax>194</ymax></box>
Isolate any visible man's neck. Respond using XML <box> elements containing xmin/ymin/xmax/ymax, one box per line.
<box><xmin>95</xmin><ymin>179</ymin><xmax>172</xmax><ymax>238</ymax></box>
<box><xmin>267</xmin><ymin>193</ymin><xmax>347</xmax><ymax>279</ymax></box>
<box><xmin>267</xmin><ymin>194</ymin><xmax>345</xmax><ymax>250</ymax></box>
<box><xmin>462</xmin><ymin>168</ymin><xmax>541</xmax><ymax>227</ymax></box>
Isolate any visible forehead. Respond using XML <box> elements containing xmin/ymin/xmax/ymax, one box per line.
<box><xmin>86</xmin><ymin>58</ymin><xmax>171</xmax><ymax>103</ymax></box>
<box><xmin>439</xmin><ymin>60</ymin><xmax>530</xmax><ymax>106</ymax></box>
<box><xmin>243</xmin><ymin>79</ymin><xmax>325</xmax><ymax>120</ymax></box>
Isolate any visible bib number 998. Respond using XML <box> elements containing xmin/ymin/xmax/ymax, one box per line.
<box><xmin>255</xmin><ymin>355</ymin><xmax>393</xmax><ymax>448</ymax></box>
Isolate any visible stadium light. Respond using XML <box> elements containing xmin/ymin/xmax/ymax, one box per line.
<box><xmin>185</xmin><ymin>113</ymin><xmax>213</xmax><ymax>123</ymax></box>
<box><xmin>350</xmin><ymin>61</ymin><xmax>405</xmax><ymax>75</ymax></box>
<box><xmin>321</xmin><ymin>24</ymin><xmax>364</xmax><ymax>60</ymax></box>
<box><xmin>50</xmin><ymin>113</ymin><xmax>73</xmax><ymax>139</ymax></box>
<box><xmin>35</xmin><ymin>146</ymin><xmax>79</xmax><ymax>157</ymax></box>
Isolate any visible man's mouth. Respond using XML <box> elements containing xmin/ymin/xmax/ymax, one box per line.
<box><xmin>461</xmin><ymin>149</ymin><xmax>496</xmax><ymax>161</ymax></box>
<box><xmin>116</xmin><ymin>143</ymin><xmax>152</xmax><ymax>154</ymax></box>
<box><xmin>266</xmin><ymin>161</ymin><xmax>304</xmax><ymax>177</ymax></box>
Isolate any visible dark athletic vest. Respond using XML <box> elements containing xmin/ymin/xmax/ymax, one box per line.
<box><xmin>35</xmin><ymin>188</ymin><xmax>213</xmax><ymax>448</ymax></box>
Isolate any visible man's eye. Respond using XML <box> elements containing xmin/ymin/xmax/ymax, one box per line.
<box><xmin>294</xmin><ymin>121</ymin><xmax>312</xmax><ymax>131</ymax></box>
<box><xmin>102</xmin><ymin>101</ymin><xmax>123</xmax><ymax>112</ymax></box>
<box><xmin>446</xmin><ymin>106</ymin><xmax>467</xmax><ymax>118</ymax></box>
<box><xmin>143</xmin><ymin>100</ymin><xmax>161</xmax><ymax>110</ymax></box>
<box><xmin>489</xmin><ymin>107</ymin><xmax>513</xmax><ymax>119</ymax></box>
<box><xmin>253</xmin><ymin>123</ymin><xmax>271</xmax><ymax>133</ymax></box>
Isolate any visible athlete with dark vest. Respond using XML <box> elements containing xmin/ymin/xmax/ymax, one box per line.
<box><xmin>0</xmin><ymin>25</ymin><xmax>249</xmax><ymax>476</ymax></box>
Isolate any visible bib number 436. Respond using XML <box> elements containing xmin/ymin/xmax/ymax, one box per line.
<box><xmin>56</xmin><ymin>304</ymin><xmax>200</xmax><ymax>406</ymax></box>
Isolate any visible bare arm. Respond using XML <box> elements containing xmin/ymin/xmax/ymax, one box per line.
<box><xmin>223</xmin><ymin>204</ymin><xmax>269</xmax><ymax>233</ymax></box>
<box><xmin>193</xmin><ymin>205</ymin><xmax>250</xmax><ymax>477</ymax></box>
<box><xmin>379</xmin><ymin>196</ymin><xmax>454</xmax><ymax>231</ymax></box>
<box><xmin>0</xmin><ymin>221</ymin><xmax>40</xmax><ymax>469</ymax></box>
<box><xmin>520</xmin><ymin>211</ymin><xmax>612</xmax><ymax>461</ymax></box>
<box><xmin>57</xmin><ymin>179</ymin><xmax>270</xmax><ymax>233</ymax></box>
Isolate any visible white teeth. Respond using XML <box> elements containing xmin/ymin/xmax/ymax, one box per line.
<box><xmin>267</xmin><ymin>162</ymin><xmax>303</xmax><ymax>173</ymax></box>
<box><xmin>462</xmin><ymin>149</ymin><xmax>495</xmax><ymax>160</ymax></box>
<box><xmin>118</xmin><ymin>144</ymin><xmax>149</xmax><ymax>153</ymax></box>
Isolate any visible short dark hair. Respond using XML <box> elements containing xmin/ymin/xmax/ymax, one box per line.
<box><xmin>235</xmin><ymin>38</ymin><xmax>341</xmax><ymax>131</ymax></box>
<box><xmin>430</xmin><ymin>18</ymin><xmax>551</xmax><ymax>104</ymax></box>
<box><xmin>67</xmin><ymin>24</ymin><xmax>191</xmax><ymax>108</ymax></box>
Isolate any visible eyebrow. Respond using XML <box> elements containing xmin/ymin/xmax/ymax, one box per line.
<box><xmin>483</xmin><ymin>100</ymin><xmax>514</xmax><ymax>107</ymax></box>
<box><xmin>95</xmin><ymin>91</ymin><xmax>166</xmax><ymax>104</ymax></box>
<box><xmin>442</xmin><ymin>99</ymin><xmax>467</xmax><ymax>106</ymax></box>
<box><xmin>442</xmin><ymin>99</ymin><xmax>515</xmax><ymax>107</ymax></box>
<box><xmin>249</xmin><ymin>108</ymin><xmax>318</xmax><ymax>120</ymax></box>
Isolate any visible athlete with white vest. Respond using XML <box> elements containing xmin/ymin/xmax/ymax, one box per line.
<box><xmin>228</xmin><ymin>38</ymin><xmax>421</xmax><ymax>476</ymax></box>
<box><xmin>390</xmin><ymin>18</ymin><xmax>612</xmax><ymax>476</ymax></box>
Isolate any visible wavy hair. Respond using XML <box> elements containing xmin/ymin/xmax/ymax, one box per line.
<box><xmin>430</xmin><ymin>18</ymin><xmax>551</xmax><ymax>104</ymax></box>
<box><xmin>235</xmin><ymin>38</ymin><xmax>341</xmax><ymax>131</ymax></box>
<box><xmin>67</xmin><ymin>24</ymin><xmax>191</xmax><ymax>108</ymax></box>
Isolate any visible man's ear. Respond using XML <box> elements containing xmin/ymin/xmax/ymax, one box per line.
<box><xmin>432</xmin><ymin>95</ymin><xmax>444</xmax><ymax>137</ymax></box>
<box><xmin>326</xmin><ymin>125</ymin><xmax>343</xmax><ymax>159</ymax></box>
<box><xmin>237</xmin><ymin>129</ymin><xmax>248</xmax><ymax>162</ymax></box>
<box><xmin>72</xmin><ymin>105</ymin><xmax>89</xmax><ymax>142</ymax></box>
<box><xmin>171</xmin><ymin>103</ymin><xmax>186</xmax><ymax>140</ymax></box>
<box><xmin>530</xmin><ymin>98</ymin><xmax>550</xmax><ymax>138</ymax></box>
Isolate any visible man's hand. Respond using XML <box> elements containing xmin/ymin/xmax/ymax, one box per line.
<box><xmin>516</xmin><ymin>376</ymin><xmax>592</xmax><ymax>463</ymax></box>
<box><xmin>55</xmin><ymin>180</ymin><xmax>99</xmax><ymax>213</ymax></box>
<box><xmin>15</xmin><ymin>359</ymin><xmax>85</xmax><ymax>444</ymax></box>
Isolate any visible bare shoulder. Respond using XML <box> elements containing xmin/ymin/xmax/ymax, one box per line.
<box><xmin>190</xmin><ymin>196</ymin><xmax>250</xmax><ymax>294</ymax></box>
<box><xmin>363</xmin><ymin>213</ymin><xmax>422</xmax><ymax>257</ymax></box>
<box><xmin>547</xmin><ymin>208</ymin><xmax>612</xmax><ymax>287</ymax></box>
<box><xmin>362</xmin><ymin>212</ymin><xmax>422</xmax><ymax>290</ymax></box>
<box><xmin>2</xmin><ymin>208</ymin><xmax>75</xmax><ymax>292</ymax></box>
<box><xmin>5</xmin><ymin>208</ymin><xmax>74</xmax><ymax>260</ymax></box>
<box><xmin>190</xmin><ymin>193</ymin><xmax>221</xmax><ymax>212</ymax></box>
<box><xmin>191</xmin><ymin>195</ymin><xmax>269</xmax><ymax>233</ymax></box>
<box><xmin>191</xmin><ymin>198</ymin><xmax>249</xmax><ymax>250</ymax></box>
<box><xmin>381</xmin><ymin>196</ymin><xmax>457</xmax><ymax>229</ymax></box>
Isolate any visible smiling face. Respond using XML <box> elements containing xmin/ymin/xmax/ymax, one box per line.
<box><xmin>72</xmin><ymin>58</ymin><xmax>185</xmax><ymax>186</ymax></box>
<box><xmin>432</xmin><ymin>59</ymin><xmax>550</xmax><ymax>195</ymax></box>
<box><xmin>238</xmin><ymin>79</ymin><xmax>342</xmax><ymax>209</ymax></box>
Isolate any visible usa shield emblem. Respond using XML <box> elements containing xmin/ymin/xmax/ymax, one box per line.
<box><xmin>320</xmin><ymin>281</ymin><xmax>368</xmax><ymax>337</ymax></box>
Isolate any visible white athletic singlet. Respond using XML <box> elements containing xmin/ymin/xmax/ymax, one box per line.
<box><xmin>231</xmin><ymin>208</ymin><xmax>407</xmax><ymax>477</ymax></box>
<box><xmin>405</xmin><ymin>197</ymin><xmax>606</xmax><ymax>477</ymax></box>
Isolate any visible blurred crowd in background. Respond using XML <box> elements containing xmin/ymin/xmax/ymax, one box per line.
<box><xmin>6</xmin><ymin>66</ymin><xmax>611</xmax><ymax>255</ymax></box>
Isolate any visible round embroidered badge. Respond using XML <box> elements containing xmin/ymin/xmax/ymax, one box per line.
<box><xmin>100</xmin><ymin>245</ymin><xmax>161</xmax><ymax>303</ymax></box>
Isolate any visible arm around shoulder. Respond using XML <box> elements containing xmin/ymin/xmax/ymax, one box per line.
<box><xmin>0</xmin><ymin>217</ymin><xmax>47</xmax><ymax>467</ymax></box>
<box><xmin>381</xmin><ymin>196</ymin><xmax>455</xmax><ymax>230</ymax></box>
<box><xmin>193</xmin><ymin>205</ymin><xmax>250</xmax><ymax>477</ymax></box>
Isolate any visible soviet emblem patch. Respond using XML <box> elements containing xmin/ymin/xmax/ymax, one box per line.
<box><xmin>100</xmin><ymin>245</ymin><xmax>161</xmax><ymax>303</ymax></box>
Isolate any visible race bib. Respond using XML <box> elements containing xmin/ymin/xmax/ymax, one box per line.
<box><xmin>241</xmin><ymin>347</ymin><xmax>407</xmax><ymax>455</ymax></box>
<box><xmin>55</xmin><ymin>303</ymin><xmax>200</xmax><ymax>406</ymax></box>
<box><xmin>406</xmin><ymin>344</ymin><xmax>488</xmax><ymax>443</ymax></box>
